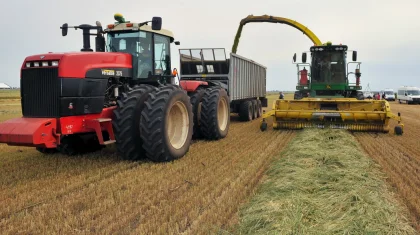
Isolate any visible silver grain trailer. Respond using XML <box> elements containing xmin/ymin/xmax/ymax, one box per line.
<box><xmin>178</xmin><ymin>48</ymin><xmax>267</xmax><ymax>122</ymax></box>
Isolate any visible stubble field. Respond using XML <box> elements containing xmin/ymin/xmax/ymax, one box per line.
<box><xmin>0</xmin><ymin>90</ymin><xmax>419</xmax><ymax>233</ymax></box>
<box><xmin>0</xmin><ymin>91</ymin><xmax>295</xmax><ymax>234</ymax></box>
<box><xmin>353</xmin><ymin>102</ymin><xmax>420</xmax><ymax>231</ymax></box>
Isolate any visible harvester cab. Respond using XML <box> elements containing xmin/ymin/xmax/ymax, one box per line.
<box><xmin>292</xmin><ymin>42</ymin><xmax>363</xmax><ymax>100</ymax></box>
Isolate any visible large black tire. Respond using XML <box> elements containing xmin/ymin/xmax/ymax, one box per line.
<box><xmin>140</xmin><ymin>85</ymin><xmax>193</xmax><ymax>162</ymax></box>
<box><xmin>251</xmin><ymin>100</ymin><xmax>258</xmax><ymax>119</ymax></box>
<box><xmin>112</xmin><ymin>84</ymin><xmax>155</xmax><ymax>161</ymax></box>
<box><xmin>294</xmin><ymin>91</ymin><xmax>303</xmax><ymax>100</ymax></box>
<box><xmin>199</xmin><ymin>88</ymin><xmax>230</xmax><ymax>140</ymax></box>
<box><xmin>256</xmin><ymin>99</ymin><xmax>262</xmax><ymax>118</ymax></box>
<box><xmin>189</xmin><ymin>89</ymin><xmax>206</xmax><ymax>139</ymax></box>
<box><xmin>239</xmin><ymin>100</ymin><xmax>253</xmax><ymax>121</ymax></box>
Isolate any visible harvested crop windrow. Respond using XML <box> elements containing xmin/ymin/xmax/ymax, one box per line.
<box><xmin>235</xmin><ymin>128</ymin><xmax>416</xmax><ymax>235</ymax></box>
<box><xmin>354</xmin><ymin>102</ymin><xmax>420</xmax><ymax>231</ymax></box>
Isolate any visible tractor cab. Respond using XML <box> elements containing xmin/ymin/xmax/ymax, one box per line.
<box><xmin>61</xmin><ymin>13</ymin><xmax>180</xmax><ymax>84</ymax></box>
<box><xmin>292</xmin><ymin>42</ymin><xmax>363</xmax><ymax>99</ymax></box>
<box><xmin>103</xmin><ymin>14</ymin><xmax>180</xmax><ymax>81</ymax></box>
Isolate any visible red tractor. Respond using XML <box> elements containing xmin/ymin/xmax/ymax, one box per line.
<box><xmin>0</xmin><ymin>14</ymin><xmax>230</xmax><ymax>162</ymax></box>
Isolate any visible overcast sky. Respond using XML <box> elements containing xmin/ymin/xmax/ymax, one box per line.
<box><xmin>2</xmin><ymin>0</ymin><xmax>419</xmax><ymax>91</ymax></box>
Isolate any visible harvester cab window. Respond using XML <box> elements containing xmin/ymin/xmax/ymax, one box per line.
<box><xmin>312</xmin><ymin>51</ymin><xmax>345</xmax><ymax>84</ymax></box>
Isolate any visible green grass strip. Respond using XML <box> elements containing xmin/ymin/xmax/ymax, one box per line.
<box><xmin>235</xmin><ymin>129</ymin><xmax>416</xmax><ymax>235</ymax></box>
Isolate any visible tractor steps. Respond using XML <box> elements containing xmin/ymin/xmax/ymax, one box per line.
<box><xmin>85</xmin><ymin>118</ymin><xmax>116</xmax><ymax>145</ymax></box>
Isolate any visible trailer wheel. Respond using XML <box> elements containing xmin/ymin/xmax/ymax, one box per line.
<box><xmin>256</xmin><ymin>99</ymin><xmax>262</xmax><ymax>118</ymax></box>
<box><xmin>189</xmin><ymin>89</ymin><xmax>206</xmax><ymax>139</ymax></box>
<box><xmin>112</xmin><ymin>84</ymin><xmax>155</xmax><ymax>161</ymax></box>
<box><xmin>199</xmin><ymin>88</ymin><xmax>230</xmax><ymax>140</ymax></box>
<box><xmin>140</xmin><ymin>85</ymin><xmax>193</xmax><ymax>162</ymax></box>
<box><xmin>251</xmin><ymin>100</ymin><xmax>258</xmax><ymax>119</ymax></box>
<box><xmin>239</xmin><ymin>101</ymin><xmax>253</xmax><ymax>121</ymax></box>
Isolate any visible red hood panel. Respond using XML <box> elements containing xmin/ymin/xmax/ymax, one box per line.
<box><xmin>22</xmin><ymin>52</ymin><xmax>132</xmax><ymax>78</ymax></box>
<box><xmin>59</xmin><ymin>52</ymin><xmax>132</xmax><ymax>78</ymax></box>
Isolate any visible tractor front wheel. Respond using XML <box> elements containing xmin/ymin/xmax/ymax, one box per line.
<box><xmin>112</xmin><ymin>84</ymin><xmax>155</xmax><ymax>161</ymax></box>
<box><xmin>140</xmin><ymin>85</ymin><xmax>193</xmax><ymax>162</ymax></box>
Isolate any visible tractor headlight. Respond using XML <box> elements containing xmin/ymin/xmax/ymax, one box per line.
<box><xmin>52</xmin><ymin>61</ymin><xmax>59</xmax><ymax>66</ymax></box>
<box><xmin>42</xmin><ymin>61</ymin><xmax>48</xmax><ymax>67</ymax></box>
<box><xmin>33</xmin><ymin>62</ymin><xmax>39</xmax><ymax>67</ymax></box>
<box><xmin>26</xmin><ymin>62</ymin><xmax>31</xmax><ymax>67</ymax></box>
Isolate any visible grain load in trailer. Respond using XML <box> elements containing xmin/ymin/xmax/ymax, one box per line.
<box><xmin>178</xmin><ymin>48</ymin><xmax>267</xmax><ymax>130</ymax></box>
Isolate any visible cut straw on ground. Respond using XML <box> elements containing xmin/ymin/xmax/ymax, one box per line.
<box><xmin>234</xmin><ymin>128</ymin><xmax>417</xmax><ymax>235</ymax></box>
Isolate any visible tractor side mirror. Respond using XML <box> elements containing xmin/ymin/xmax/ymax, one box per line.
<box><xmin>352</xmin><ymin>51</ymin><xmax>357</xmax><ymax>61</ymax></box>
<box><xmin>61</xmin><ymin>23</ymin><xmax>68</xmax><ymax>36</ymax></box>
<box><xmin>151</xmin><ymin>17</ymin><xmax>162</xmax><ymax>30</ymax></box>
<box><xmin>293</xmin><ymin>53</ymin><xmax>296</xmax><ymax>62</ymax></box>
<box><xmin>302</xmin><ymin>52</ymin><xmax>307</xmax><ymax>63</ymax></box>
<box><xmin>175</xmin><ymin>41</ymin><xmax>180</xmax><ymax>45</ymax></box>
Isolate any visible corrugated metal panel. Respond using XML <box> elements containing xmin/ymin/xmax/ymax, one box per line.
<box><xmin>228</xmin><ymin>53</ymin><xmax>266</xmax><ymax>101</ymax></box>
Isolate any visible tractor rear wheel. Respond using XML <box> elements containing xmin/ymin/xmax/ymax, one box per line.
<box><xmin>239</xmin><ymin>100</ymin><xmax>253</xmax><ymax>121</ymax></box>
<box><xmin>112</xmin><ymin>84</ymin><xmax>155</xmax><ymax>161</ymax></box>
<box><xmin>189</xmin><ymin>89</ymin><xmax>206</xmax><ymax>139</ymax></box>
<box><xmin>140</xmin><ymin>85</ymin><xmax>193</xmax><ymax>162</ymax></box>
<box><xmin>199</xmin><ymin>88</ymin><xmax>230</xmax><ymax>140</ymax></box>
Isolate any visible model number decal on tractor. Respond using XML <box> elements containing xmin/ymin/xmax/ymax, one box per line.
<box><xmin>101</xmin><ymin>69</ymin><xmax>115</xmax><ymax>76</ymax></box>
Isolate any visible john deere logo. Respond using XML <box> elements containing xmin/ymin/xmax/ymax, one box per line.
<box><xmin>326</xmin><ymin>85</ymin><xmax>331</xmax><ymax>89</ymax></box>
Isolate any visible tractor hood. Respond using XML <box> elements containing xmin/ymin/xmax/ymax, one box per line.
<box><xmin>22</xmin><ymin>52</ymin><xmax>133</xmax><ymax>78</ymax></box>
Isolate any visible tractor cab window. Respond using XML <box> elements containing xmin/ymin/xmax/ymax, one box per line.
<box><xmin>106</xmin><ymin>31</ymin><xmax>153</xmax><ymax>79</ymax></box>
<box><xmin>312</xmin><ymin>51</ymin><xmax>345</xmax><ymax>84</ymax></box>
<box><xmin>154</xmin><ymin>34</ymin><xmax>171</xmax><ymax>76</ymax></box>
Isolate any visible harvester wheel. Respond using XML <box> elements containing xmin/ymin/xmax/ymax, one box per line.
<box><xmin>112</xmin><ymin>84</ymin><xmax>155</xmax><ymax>161</ymax></box>
<box><xmin>256</xmin><ymin>99</ymin><xmax>262</xmax><ymax>118</ymax></box>
<box><xmin>260</xmin><ymin>121</ymin><xmax>267</xmax><ymax>131</ymax></box>
<box><xmin>251</xmin><ymin>100</ymin><xmax>258</xmax><ymax>119</ymax></box>
<box><xmin>239</xmin><ymin>101</ymin><xmax>253</xmax><ymax>121</ymax></box>
<box><xmin>189</xmin><ymin>89</ymin><xmax>206</xmax><ymax>139</ymax></box>
<box><xmin>394</xmin><ymin>126</ymin><xmax>403</xmax><ymax>135</ymax></box>
<box><xmin>140</xmin><ymin>85</ymin><xmax>193</xmax><ymax>162</ymax></box>
<box><xmin>356</xmin><ymin>91</ymin><xmax>364</xmax><ymax>100</ymax></box>
<box><xmin>200</xmin><ymin>88</ymin><xmax>230</xmax><ymax>140</ymax></box>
